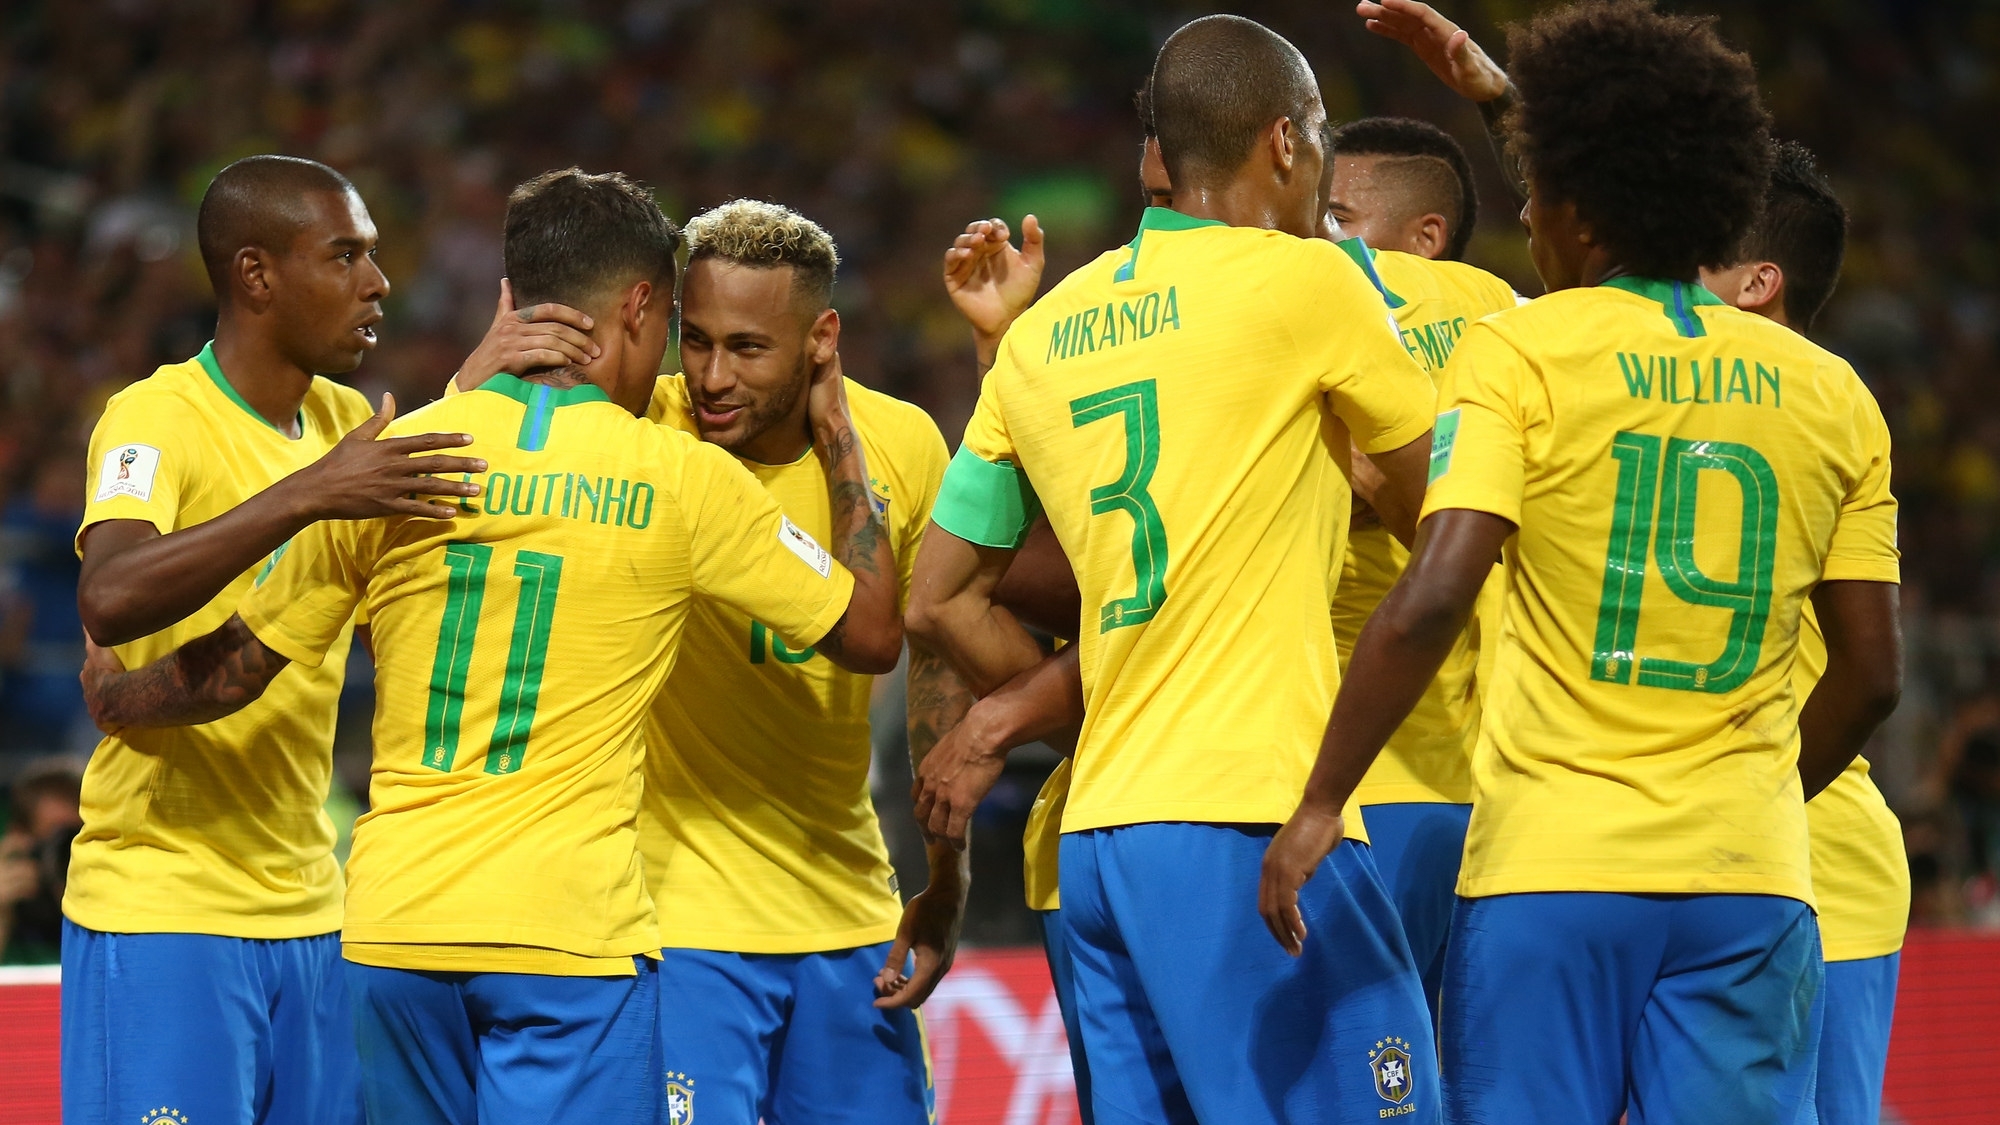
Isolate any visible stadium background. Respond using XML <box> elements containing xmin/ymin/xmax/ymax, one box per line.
<box><xmin>0</xmin><ymin>1</ymin><xmax>1994</xmax><ymax>1121</ymax></box>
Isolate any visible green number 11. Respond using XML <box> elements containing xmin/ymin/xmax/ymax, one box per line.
<box><xmin>423</xmin><ymin>543</ymin><xmax>566</xmax><ymax>774</ymax></box>
<box><xmin>1591</xmin><ymin>432</ymin><xmax>1779</xmax><ymax>694</ymax></box>
<box><xmin>1070</xmin><ymin>379</ymin><xmax>1169</xmax><ymax>633</ymax></box>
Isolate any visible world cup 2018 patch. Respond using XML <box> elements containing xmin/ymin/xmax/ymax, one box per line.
<box><xmin>96</xmin><ymin>443</ymin><xmax>162</xmax><ymax>503</ymax></box>
<box><xmin>778</xmin><ymin>515</ymin><xmax>833</xmax><ymax>578</ymax></box>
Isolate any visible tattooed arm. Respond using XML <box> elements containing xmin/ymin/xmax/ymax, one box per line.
<box><xmin>806</xmin><ymin>355</ymin><xmax>903</xmax><ymax>675</ymax></box>
<box><xmin>82</xmin><ymin>614</ymin><xmax>290</xmax><ymax>732</ymax></box>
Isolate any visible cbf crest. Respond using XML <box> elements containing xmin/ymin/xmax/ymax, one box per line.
<box><xmin>141</xmin><ymin>1111</ymin><xmax>190</xmax><ymax>1125</ymax></box>
<box><xmin>1369</xmin><ymin>1036</ymin><xmax>1416</xmax><ymax>1115</ymax></box>
<box><xmin>666</xmin><ymin>1071</ymin><xmax>695</xmax><ymax>1125</ymax></box>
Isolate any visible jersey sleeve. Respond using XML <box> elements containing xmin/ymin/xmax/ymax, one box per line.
<box><xmin>1421</xmin><ymin>320</ymin><xmax>1531</xmax><ymax>527</ymax></box>
<box><xmin>931</xmin><ymin>363</ymin><xmax>1042</xmax><ymax>549</ymax></box>
<box><xmin>237</xmin><ymin>518</ymin><xmax>377</xmax><ymax>669</ymax></box>
<box><xmin>680</xmin><ymin>440</ymin><xmax>856</xmax><ymax>649</ymax></box>
<box><xmin>889</xmin><ymin>408</ymin><xmax>953</xmax><ymax>614</ymax></box>
<box><xmin>76</xmin><ymin>392</ymin><xmax>202</xmax><ymax>553</ymax></box>
<box><xmin>1293</xmin><ymin>242</ymin><xmax>1437</xmax><ymax>454</ymax></box>
<box><xmin>1821</xmin><ymin>377</ymin><xmax>1900</xmax><ymax>584</ymax></box>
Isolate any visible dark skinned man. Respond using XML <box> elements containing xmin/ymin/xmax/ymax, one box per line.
<box><xmin>1261</xmin><ymin>6</ymin><xmax>1901</xmax><ymax>1122</ymax></box>
<box><xmin>63</xmin><ymin>153</ymin><xmax>579</xmax><ymax>1125</ymax></box>
<box><xmin>907</xmin><ymin>16</ymin><xmax>1440</xmax><ymax>1123</ymax></box>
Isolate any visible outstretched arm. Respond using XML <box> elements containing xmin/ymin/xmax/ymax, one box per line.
<box><xmin>1259</xmin><ymin>508</ymin><xmax>1512</xmax><ymax>954</ymax></box>
<box><xmin>1355</xmin><ymin>0</ymin><xmax>1522</xmax><ymax>198</ymax></box>
<box><xmin>1799</xmin><ymin>581</ymin><xmax>1902</xmax><ymax>799</ymax></box>
<box><xmin>83</xmin><ymin>614</ymin><xmax>290</xmax><ymax>732</ymax></box>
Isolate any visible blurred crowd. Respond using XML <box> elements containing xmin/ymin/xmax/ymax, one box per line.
<box><xmin>0</xmin><ymin>0</ymin><xmax>1995</xmax><ymax>955</ymax></box>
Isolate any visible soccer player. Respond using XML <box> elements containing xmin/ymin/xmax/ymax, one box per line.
<box><xmin>637</xmin><ymin>200</ymin><xmax>960</xmax><ymax>1124</ymax></box>
<box><xmin>1260</xmin><ymin>7</ymin><xmax>1903</xmax><ymax>1123</ymax></box>
<box><xmin>63</xmin><ymin>154</ymin><xmax>524</xmax><ymax>1125</ymax></box>
<box><xmin>85</xmin><ymin>168</ymin><xmax>904</xmax><ymax>1124</ymax></box>
<box><xmin>908</xmin><ymin>16</ymin><xmax>1442</xmax><ymax>1123</ymax></box>
<box><xmin>1326</xmin><ymin>116</ymin><xmax>1480</xmax><ymax>263</ymax></box>
<box><xmin>1702</xmin><ymin>140</ymin><xmax>1909</xmax><ymax>1125</ymax></box>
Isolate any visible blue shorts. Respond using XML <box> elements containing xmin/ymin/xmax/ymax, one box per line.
<box><xmin>1060</xmin><ymin>824</ymin><xmax>1437</xmax><ymax>1125</ymax></box>
<box><xmin>1038</xmin><ymin>908</ymin><xmax>1095</xmax><ymax>1125</ymax></box>
<box><xmin>654</xmin><ymin>942</ymin><xmax>933</xmax><ymax>1124</ymax></box>
<box><xmin>61</xmin><ymin>919</ymin><xmax>362</xmax><ymax>1125</ymax></box>
<box><xmin>1355</xmin><ymin>802</ymin><xmax>1471</xmax><ymax>1028</ymax></box>
<box><xmin>344</xmin><ymin>958</ymin><xmax>659</xmax><ymax>1125</ymax></box>
<box><xmin>1817</xmin><ymin>952</ymin><xmax>1899</xmax><ymax>1125</ymax></box>
<box><xmin>1442</xmin><ymin>892</ymin><xmax>1822</xmax><ymax>1125</ymax></box>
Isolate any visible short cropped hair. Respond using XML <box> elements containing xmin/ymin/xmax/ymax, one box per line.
<box><xmin>1329</xmin><ymin>117</ymin><xmax>1480</xmax><ymax>261</ymax></box>
<box><xmin>503</xmin><ymin>169</ymin><xmax>680</xmax><ymax>309</ymax></box>
<box><xmin>1737</xmin><ymin>140</ymin><xmax>1847</xmax><ymax>333</ymax></box>
<box><xmin>684</xmin><ymin>199</ymin><xmax>841</xmax><ymax>312</ymax></box>
<box><xmin>1505</xmin><ymin>1</ymin><xmax>1771</xmax><ymax>279</ymax></box>
<box><xmin>196</xmin><ymin>155</ymin><xmax>356</xmax><ymax>293</ymax></box>
<box><xmin>1150</xmin><ymin>15</ymin><xmax>1320</xmax><ymax>188</ymax></box>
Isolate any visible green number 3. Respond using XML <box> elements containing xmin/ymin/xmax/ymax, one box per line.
<box><xmin>1591</xmin><ymin>432</ymin><xmax>1779</xmax><ymax>693</ymax></box>
<box><xmin>1070</xmin><ymin>379</ymin><xmax>1169</xmax><ymax>633</ymax></box>
<box><xmin>423</xmin><ymin>543</ymin><xmax>565</xmax><ymax>774</ymax></box>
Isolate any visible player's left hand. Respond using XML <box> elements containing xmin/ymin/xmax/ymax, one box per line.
<box><xmin>911</xmin><ymin>713</ymin><xmax>1007</xmax><ymax>852</ymax></box>
<box><xmin>452</xmin><ymin>278</ymin><xmax>599</xmax><ymax>393</ymax></box>
<box><xmin>79</xmin><ymin>631</ymin><xmax>126</xmax><ymax>735</ymax></box>
<box><xmin>1259</xmin><ymin>800</ymin><xmax>1347</xmax><ymax>956</ymax></box>
<box><xmin>873</xmin><ymin>849</ymin><xmax>970</xmax><ymax>1009</ymax></box>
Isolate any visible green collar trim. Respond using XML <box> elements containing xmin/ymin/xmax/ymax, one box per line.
<box><xmin>1116</xmin><ymin>206</ymin><xmax>1228</xmax><ymax>282</ymax></box>
<box><xmin>476</xmin><ymin>373</ymin><xmax>611</xmax><ymax>452</ymax></box>
<box><xmin>1599</xmin><ymin>276</ymin><xmax>1724</xmax><ymax>339</ymax></box>
<box><xmin>1334</xmin><ymin>238</ymin><xmax>1406</xmax><ymax>309</ymax></box>
<box><xmin>195</xmin><ymin>341</ymin><xmax>302</xmax><ymax>436</ymax></box>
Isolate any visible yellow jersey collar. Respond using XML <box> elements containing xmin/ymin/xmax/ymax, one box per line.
<box><xmin>1116</xmin><ymin>207</ymin><xmax>1227</xmax><ymax>282</ymax></box>
<box><xmin>478</xmin><ymin>373</ymin><xmax>611</xmax><ymax>452</ymax></box>
<box><xmin>1598</xmin><ymin>276</ymin><xmax>1725</xmax><ymax>338</ymax></box>
<box><xmin>195</xmin><ymin>340</ymin><xmax>304</xmax><ymax>437</ymax></box>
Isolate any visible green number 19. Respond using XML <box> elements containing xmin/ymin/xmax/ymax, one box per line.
<box><xmin>1591</xmin><ymin>432</ymin><xmax>1778</xmax><ymax>694</ymax></box>
<box><xmin>423</xmin><ymin>543</ymin><xmax>566</xmax><ymax>774</ymax></box>
<box><xmin>1070</xmin><ymin>380</ymin><xmax>1169</xmax><ymax>633</ymax></box>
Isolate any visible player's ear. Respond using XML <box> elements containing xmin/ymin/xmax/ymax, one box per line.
<box><xmin>1414</xmin><ymin>213</ymin><xmax>1449</xmax><ymax>260</ymax></box>
<box><xmin>1269</xmin><ymin>117</ymin><xmax>1298</xmax><ymax>176</ymax></box>
<box><xmin>806</xmin><ymin>308</ymin><xmax>839</xmax><ymax>365</ymax></box>
<box><xmin>235</xmin><ymin>247</ymin><xmax>274</xmax><ymax>312</ymax></box>
<box><xmin>1751</xmin><ymin>262</ymin><xmax>1786</xmax><ymax>315</ymax></box>
<box><xmin>623</xmin><ymin>279</ymin><xmax>655</xmax><ymax>340</ymax></box>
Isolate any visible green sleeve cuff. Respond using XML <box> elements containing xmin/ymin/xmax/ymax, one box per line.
<box><xmin>932</xmin><ymin>445</ymin><xmax>1041</xmax><ymax>549</ymax></box>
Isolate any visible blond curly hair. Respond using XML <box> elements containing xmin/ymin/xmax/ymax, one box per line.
<box><xmin>684</xmin><ymin>199</ymin><xmax>839</xmax><ymax>309</ymax></box>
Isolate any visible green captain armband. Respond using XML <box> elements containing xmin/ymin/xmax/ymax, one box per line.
<box><xmin>932</xmin><ymin>445</ymin><xmax>1042</xmax><ymax>549</ymax></box>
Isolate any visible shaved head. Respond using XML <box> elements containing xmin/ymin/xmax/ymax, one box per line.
<box><xmin>196</xmin><ymin>155</ymin><xmax>357</xmax><ymax>298</ymax></box>
<box><xmin>1150</xmin><ymin>15</ymin><xmax>1322</xmax><ymax>189</ymax></box>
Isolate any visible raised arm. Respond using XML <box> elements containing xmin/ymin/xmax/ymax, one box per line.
<box><xmin>82</xmin><ymin>614</ymin><xmax>291</xmax><ymax>732</ymax></box>
<box><xmin>1354</xmin><ymin>0</ymin><xmax>1521</xmax><ymax>197</ymax></box>
<box><xmin>1260</xmin><ymin>507</ymin><xmax>1512</xmax><ymax>954</ymax></box>
<box><xmin>943</xmin><ymin>216</ymin><xmax>1046</xmax><ymax>377</ymax></box>
<box><xmin>79</xmin><ymin>395</ymin><xmax>484</xmax><ymax>646</ymax></box>
<box><xmin>806</xmin><ymin>358</ymin><xmax>903</xmax><ymax>674</ymax></box>
<box><xmin>1799</xmin><ymin>581</ymin><xmax>1903</xmax><ymax>799</ymax></box>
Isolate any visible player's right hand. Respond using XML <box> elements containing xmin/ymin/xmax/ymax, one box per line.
<box><xmin>297</xmin><ymin>393</ymin><xmax>487</xmax><ymax>521</ymax></box>
<box><xmin>1259</xmin><ymin>799</ymin><xmax>1347</xmax><ymax>956</ymax></box>
<box><xmin>451</xmin><ymin>278</ymin><xmax>598</xmax><ymax>394</ymax></box>
<box><xmin>943</xmin><ymin>216</ymin><xmax>1046</xmax><ymax>346</ymax></box>
<box><xmin>1356</xmin><ymin>0</ymin><xmax>1510</xmax><ymax>103</ymax></box>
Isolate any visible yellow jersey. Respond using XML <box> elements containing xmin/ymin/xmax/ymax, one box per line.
<box><xmin>1333</xmin><ymin>243</ymin><xmax>1520</xmax><ymax>806</ymax></box>
<box><xmin>1023</xmin><ymin>759</ymin><xmax>1069</xmax><ymax>911</ymax></box>
<box><xmin>238</xmin><ymin>374</ymin><xmax>854</xmax><ymax>974</ymax></box>
<box><xmin>66</xmin><ymin>343</ymin><xmax>372</xmax><ymax>939</ymax></box>
<box><xmin>1425</xmin><ymin>278</ymin><xmax>1900</xmax><ymax>903</ymax></box>
<box><xmin>638</xmin><ymin>374</ymin><xmax>950</xmax><ymax>953</ymax></box>
<box><xmin>1795</xmin><ymin>605</ymin><xmax>1910</xmax><ymax>961</ymax></box>
<box><xmin>939</xmin><ymin>207</ymin><xmax>1436</xmax><ymax>836</ymax></box>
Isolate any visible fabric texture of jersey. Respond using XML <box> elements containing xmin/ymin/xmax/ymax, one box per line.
<box><xmin>344</xmin><ymin>959</ymin><xmax>660</xmax><ymax>1125</ymax></box>
<box><xmin>1060</xmin><ymin>826</ymin><xmax>1437</xmax><ymax>1125</ymax></box>
<box><xmin>1794</xmin><ymin>604</ymin><xmax>1911</xmax><ymax>961</ymax></box>
<box><xmin>1336</xmin><ymin>244</ymin><xmax>1519</xmax><ymax>806</ymax></box>
<box><xmin>66</xmin><ymin>343</ymin><xmax>371</xmax><ymax>938</ymax></box>
<box><xmin>944</xmin><ymin>207</ymin><xmax>1436</xmax><ymax>836</ymax></box>
<box><xmin>1815</xmin><ymin>952</ymin><xmax>1899</xmax><ymax>1125</ymax></box>
<box><xmin>1441</xmin><ymin>891</ymin><xmax>1823</xmax><ymax>1125</ymax></box>
<box><xmin>652</xmin><ymin>943</ymin><xmax>934</xmax><ymax>1124</ymax></box>
<box><xmin>1425</xmin><ymin>279</ymin><xmax>1900</xmax><ymax>903</ymax></box>
<box><xmin>639</xmin><ymin>374</ymin><xmax>949</xmax><ymax>953</ymax></box>
<box><xmin>238</xmin><ymin>375</ymin><xmax>853</xmax><ymax>972</ymax></box>
<box><xmin>61</xmin><ymin>921</ymin><xmax>362</xmax><ymax>1125</ymax></box>
<box><xmin>1023</xmin><ymin>758</ymin><xmax>1070</xmax><ymax>911</ymax></box>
